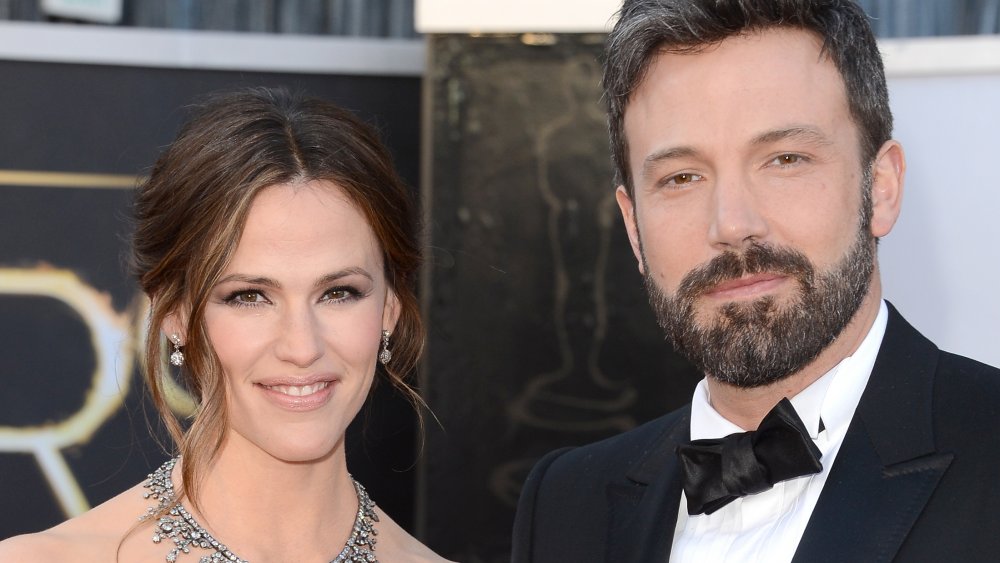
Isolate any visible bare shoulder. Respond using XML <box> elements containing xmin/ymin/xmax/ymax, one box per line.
<box><xmin>0</xmin><ymin>531</ymin><xmax>68</xmax><ymax>562</ymax></box>
<box><xmin>0</xmin><ymin>519</ymin><xmax>112</xmax><ymax>562</ymax></box>
<box><xmin>375</xmin><ymin>508</ymin><xmax>457</xmax><ymax>563</ymax></box>
<box><xmin>0</xmin><ymin>479</ymin><xmax>156</xmax><ymax>562</ymax></box>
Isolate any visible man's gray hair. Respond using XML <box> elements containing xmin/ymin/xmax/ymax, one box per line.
<box><xmin>603</xmin><ymin>0</ymin><xmax>892</xmax><ymax>195</ymax></box>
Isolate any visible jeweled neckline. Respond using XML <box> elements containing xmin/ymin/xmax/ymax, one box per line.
<box><xmin>140</xmin><ymin>457</ymin><xmax>379</xmax><ymax>562</ymax></box>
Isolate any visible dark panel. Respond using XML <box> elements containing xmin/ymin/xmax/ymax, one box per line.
<box><xmin>0</xmin><ymin>296</ymin><xmax>95</xmax><ymax>426</ymax></box>
<box><xmin>422</xmin><ymin>34</ymin><xmax>702</xmax><ymax>562</ymax></box>
<box><xmin>0</xmin><ymin>59</ymin><xmax>420</xmax><ymax>187</ymax></box>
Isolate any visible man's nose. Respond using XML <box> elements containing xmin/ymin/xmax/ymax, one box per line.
<box><xmin>707</xmin><ymin>172</ymin><xmax>769</xmax><ymax>250</ymax></box>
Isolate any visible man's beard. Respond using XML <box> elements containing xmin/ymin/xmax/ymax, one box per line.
<box><xmin>642</xmin><ymin>204</ymin><xmax>875</xmax><ymax>389</ymax></box>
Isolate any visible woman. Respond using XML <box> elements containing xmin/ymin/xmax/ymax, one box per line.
<box><xmin>0</xmin><ymin>87</ymin><xmax>450</xmax><ymax>562</ymax></box>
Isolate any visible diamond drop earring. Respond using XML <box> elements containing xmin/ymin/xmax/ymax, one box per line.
<box><xmin>169</xmin><ymin>333</ymin><xmax>185</xmax><ymax>367</ymax></box>
<box><xmin>379</xmin><ymin>330</ymin><xmax>392</xmax><ymax>365</ymax></box>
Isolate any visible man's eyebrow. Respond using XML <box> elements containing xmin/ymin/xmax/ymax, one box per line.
<box><xmin>639</xmin><ymin>128</ymin><xmax>831</xmax><ymax>180</ymax></box>
<box><xmin>751</xmin><ymin>126</ymin><xmax>833</xmax><ymax>147</ymax></box>
<box><xmin>641</xmin><ymin>146</ymin><xmax>700</xmax><ymax>179</ymax></box>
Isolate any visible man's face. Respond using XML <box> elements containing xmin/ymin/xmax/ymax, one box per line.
<box><xmin>616</xmin><ymin>28</ymin><xmax>895</xmax><ymax>387</ymax></box>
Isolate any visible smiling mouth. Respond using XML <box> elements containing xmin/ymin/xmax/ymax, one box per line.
<box><xmin>262</xmin><ymin>381</ymin><xmax>330</xmax><ymax>397</ymax></box>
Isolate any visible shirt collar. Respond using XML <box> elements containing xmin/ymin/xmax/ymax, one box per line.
<box><xmin>689</xmin><ymin>300</ymin><xmax>889</xmax><ymax>440</ymax></box>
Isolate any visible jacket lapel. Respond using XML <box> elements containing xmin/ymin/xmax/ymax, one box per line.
<box><xmin>793</xmin><ymin>304</ymin><xmax>953</xmax><ymax>563</ymax></box>
<box><xmin>607</xmin><ymin>409</ymin><xmax>690</xmax><ymax>563</ymax></box>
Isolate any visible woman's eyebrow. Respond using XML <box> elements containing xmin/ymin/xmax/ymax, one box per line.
<box><xmin>314</xmin><ymin>267</ymin><xmax>373</xmax><ymax>288</ymax></box>
<box><xmin>216</xmin><ymin>267</ymin><xmax>374</xmax><ymax>289</ymax></box>
<box><xmin>215</xmin><ymin>274</ymin><xmax>281</xmax><ymax>288</ymax></box>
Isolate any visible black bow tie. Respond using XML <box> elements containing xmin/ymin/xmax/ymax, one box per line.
<box><xmin>676</xmin><ymin>398</ymin><xmax>823</xmax><ymax>516</ymax></box>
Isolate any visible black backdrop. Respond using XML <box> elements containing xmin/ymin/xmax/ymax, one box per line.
<box><xmin>0</xmin><ymin>59</ymin><xmax>422</xmax><ymax>540</ymax></box>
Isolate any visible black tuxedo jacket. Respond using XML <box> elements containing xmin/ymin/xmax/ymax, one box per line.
<box><xmin>512</xmin><ymin>305</ymin><xmax>1000</xmax><ymax>562</ymax></box>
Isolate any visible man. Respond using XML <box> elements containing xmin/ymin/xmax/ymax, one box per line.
<box><xmin>511</xmin><ymin>1</ymin><xmax>1000</xmax><ymax>562</ymax></box>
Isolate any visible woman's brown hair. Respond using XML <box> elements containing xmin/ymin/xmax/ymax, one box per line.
<box><xmin>131</xmin><ymin>86</ymin><xmax>423</xmax><ymax>508</ymax></box>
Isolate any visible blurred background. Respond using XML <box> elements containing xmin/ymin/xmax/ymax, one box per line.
<box><xmin>0</xmin><ymin>1</ymin><xmax>997</xmax><ymax>561</ymax></box>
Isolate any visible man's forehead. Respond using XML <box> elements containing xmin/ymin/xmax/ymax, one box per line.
<box><xmin>628</xmin><ymin>27</ymin><xmax>834</xmax><ymax>105</ymax></box>
<box><xmin>619</xmin><ymin>27</ymin><xmax>863</xmax><ymax>184</ymax></box>
<box><xmin>623</xmin><ymin>28</ymin><xmax>849</xmax><ymax>135</ymax></box>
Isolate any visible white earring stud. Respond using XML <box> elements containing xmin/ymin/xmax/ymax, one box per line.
<box><xmin>169</xmin><ymin>333</ymin><xmax>185</xmax><ymax>367</ymax></box>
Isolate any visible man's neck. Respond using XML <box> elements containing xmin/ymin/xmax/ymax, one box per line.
<box><xmin>705</xmin><ymin>284</ymin><xmax>884</xmax><ymax>431</ymax></box>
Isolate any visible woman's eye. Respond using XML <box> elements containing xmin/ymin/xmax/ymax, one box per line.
<box><xmin>321</xmin><ymin>287</ymin><xmax>358</xmax><ymax>302</ymax></box>
<box><xmin>665</xmin><ymin>172</ymin><xmax>702</xmax><ymax>186</ymax></box>
<box><xmin>225</xmin><ymin>290</ymin><xmax>267</xmax><ymax>306</ymax></box>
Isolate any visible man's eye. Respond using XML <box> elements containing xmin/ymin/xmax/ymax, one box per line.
<box><xmin>773</xmin><ymin>154</ymin><xmax>803</xmax><ymax>166</ymax></box>
<box><xmin>666</xmin><ymin>172</ymin><xmax>702</xmax><ymax>185</ymax></box>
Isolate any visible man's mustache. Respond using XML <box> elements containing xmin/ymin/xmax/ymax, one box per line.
<box><xmin>676</xmin><ymin>243</ymin><xmax>816</xmax><ymax>301</ymax></box>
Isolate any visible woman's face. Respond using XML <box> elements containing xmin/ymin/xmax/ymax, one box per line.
<box><xmin>199</xmin><ymin>180</ymin><xmax>397</xmax><ymax>463</ymax></box>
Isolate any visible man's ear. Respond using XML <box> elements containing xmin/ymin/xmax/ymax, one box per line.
<box><xmin>870</xmin><ymin>140</ymin><xmax>905</xmax><ymax>238</ymax></box>
<box><xmin>615</xmin><ymin>185</ymin><xmax>645</xmax><ymax>275</ymax></box>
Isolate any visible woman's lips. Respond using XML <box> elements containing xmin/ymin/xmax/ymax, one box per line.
<box><xmin>255</xmin><ymin>377</ymin><xmax>337</xmax><ymax>411</ymax></box>
<box><xmin>704</xmin><ymin>273</ymin><xmax>787</xmax><ymax>300</ymax></box>
<box><xmin>264</xmin><ymin>381</ymin><xmax>330</xmax><ymax>396</ymax></box>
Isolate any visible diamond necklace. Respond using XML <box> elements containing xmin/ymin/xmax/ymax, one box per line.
<box><xmin>140</xmin><ymin>457</ymin><xmax>379</xmax><ymax>563</ymax></box>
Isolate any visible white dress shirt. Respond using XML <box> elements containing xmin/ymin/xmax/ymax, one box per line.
<box><xmin>669</xmin><ymin>301</ymin><xmax>889</xmax><ymax>563</ymax></box>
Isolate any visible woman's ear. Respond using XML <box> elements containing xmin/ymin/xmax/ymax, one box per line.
<box><xmin>383</xmin><ymin>289</ymin><xmax>401</xmax><ymax>333</ymax></box>
<box><xmin>161</xmin><ymin>310</ymin><xmax>187</xmax><ymax>343</ymax></box>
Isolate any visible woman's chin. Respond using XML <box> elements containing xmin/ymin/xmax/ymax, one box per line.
<box><xmin>277</xmin><ymin>444</ymin><xmax>341</xmax><ymax>464</ymax></box>
<box><xmin>225</xmin><ymin>421</ymin><xmax>348</xmax><ymax>465</ymax></box>
<box><xmin>247</xmin><ymin>436</ymin><xmax>343</xmax><ymax>465</ymax></box>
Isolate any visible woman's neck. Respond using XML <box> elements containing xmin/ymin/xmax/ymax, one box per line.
<box><xmin>181</xmin><ymin>432</ymin><xmax>360</xmax><ymax>562</ymax></box>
